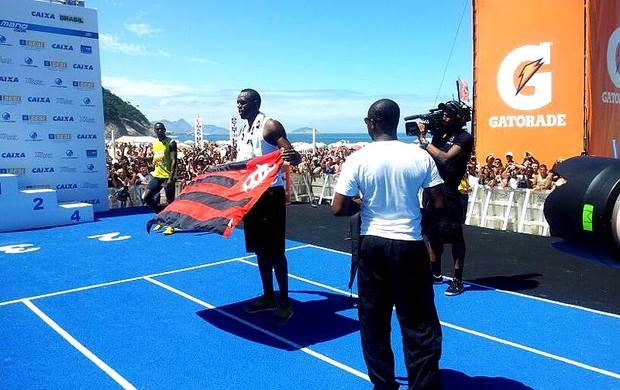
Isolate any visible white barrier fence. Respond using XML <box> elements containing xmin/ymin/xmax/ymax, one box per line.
<box><xmin>106</xmin><ymin>173</ymin><xmax>551</xmax><ymax>237</ymax></box>
<box><xmin>288</xmin><ymin>173</ymin><xmax>551</xmax><ymax>237</ymax></box>
<box><xmin>465</xmin><ymin>185</ymin><xmax>550</xmax><ymax>236</ymax></box>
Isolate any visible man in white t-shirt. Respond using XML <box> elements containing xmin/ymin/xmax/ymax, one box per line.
<box><xmin>332</xmin><ymin>98</ymin><xmax>445</xmax><ymax>390</ymax></box>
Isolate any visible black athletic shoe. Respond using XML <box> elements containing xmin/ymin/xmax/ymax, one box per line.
<box><xmin>445</xmin><ymin>279</ymin><xmax>464</xmax><ymax>296</ymax></box>
<box><xmin>244</xmin><ymin>296</ymin><xmax>278</xmax><ymax>313</ymax></box>
<box><xmin>272</xmin><ymin>301</ymin><xmax>293</xmax><ymax>326</ymax></box>
<box><xmin>433</xmin><ymin>274</ymin><xmax>444</xmax><ymax>284</ymax></box>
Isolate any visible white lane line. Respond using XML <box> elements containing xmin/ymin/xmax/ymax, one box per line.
<box><xmin>7</xmin><ymin>244</ymin><xmax>618</xmax><ymax>380</ymax></box>
<box><xmin>441</xmin><ymin>321</ymin><xmax>620</xmax><ymax>379</ymax></box>
<box><xmin>306</xmin><ymin>244</ymin><xmax>620</xmax><ymax>319</ymax></box>
<box><xmin>0</xmin><ymin>245</ymin><xmax>311</xmax><ymax>307</ymax></box>
<box><xmin>240</xmin><ymin>256</ymin><xmax>620</xmax><ymax>380</ymax></box>
<box><xmin>143</xmin><ymin>276</ymin><xmax>370</xmax><ymax>382</ymax></box>
<box><xmin>236</xmin><ymin>258</ymin><xmax>357</xmax><ymax>298</ymax></box>
<box><xmin>0</xmin><ymin>258</ymin><xmax>240</xmax><ymax>306</ymax></box>
<box><xmin>21</xmin><ymin>299</ymin><xmax>137</xmax><ymax>390</ymax></box>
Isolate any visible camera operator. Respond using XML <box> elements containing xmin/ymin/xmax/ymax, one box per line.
<box><xmin>417</xmin><ymin>100</ymin><xmax>474</xmax><ymax>296</ymax></box>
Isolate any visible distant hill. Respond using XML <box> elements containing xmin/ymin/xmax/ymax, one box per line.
<box><xmin>102</xmin><ymin>89</ymin><xmax>229</xmax><ymax>138</ymax></box>
<box><xmin>156</xmin><ymin>119</ymin><xmax>193</xmax><ymax>134</ymax></box>
<box><xmin>155</xmin><ymin>119</ymin><xmax>228</xmax><ymax>135</ymax></box>
<box><xmin>292</xmin><ymin>127</ymin><xmax>315</xmax><ymax>133</ymax></box>
<box><xmin>103</xmin><ymin>88</ymin><xmax>152</xmax><ymax>138</ymax></box>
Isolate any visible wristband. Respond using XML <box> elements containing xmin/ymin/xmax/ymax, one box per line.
<box><xmin>420</xmin><ymin>141</ymin><xmax>430</xmax><ymax>150</ymax></box>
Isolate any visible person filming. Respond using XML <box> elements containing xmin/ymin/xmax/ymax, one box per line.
<box><xmin>416</xmin><ymin>100</ymin><xmax>474</xmax><ymax>296</ymax></box>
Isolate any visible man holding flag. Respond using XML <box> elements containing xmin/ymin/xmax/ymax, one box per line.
<box><xmin>235</xmin><ymin>88</ymin><xmax>300</xmax><ymax>326</ymax></box>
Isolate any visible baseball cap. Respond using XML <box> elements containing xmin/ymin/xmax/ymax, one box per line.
<box><xmin>438</xmin><ymin>101</ymin><xmax>461</xmax><ymax>117</ymax></box>
<box><xmin>505</xmin><ymin>151</ymin><xmax>513</xmax><ymax>157</ymax></box>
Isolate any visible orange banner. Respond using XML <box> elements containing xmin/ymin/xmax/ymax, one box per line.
<box><xmin>587</xmin><ymin>0</ymin><xmax>620</xmax><ymax>158</ymax></box>
<box><xmin>474</xmin><ymin>0</ymin><xmax>586</xmax><ymax>167</ymax></box>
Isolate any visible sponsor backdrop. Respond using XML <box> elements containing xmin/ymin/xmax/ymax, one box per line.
<box><xmin>587</xmin><ymin>0</ymin><xmax>620</xmax><ymax>158</ymax></box>
<box><xmin>473</xmin><ymin>0</ymin><xmax>620</xmax><ymax>165</ymax></box>
<box><xmin>0</xmin><ymin>0</ymin><xmax>108</xmax><ymax>212</ymax></box>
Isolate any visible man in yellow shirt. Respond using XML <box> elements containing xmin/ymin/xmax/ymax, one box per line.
<box><xmin>143</xmin><ymin>122</ymin><xmax>178</xmax><ymax>213</ymax></box>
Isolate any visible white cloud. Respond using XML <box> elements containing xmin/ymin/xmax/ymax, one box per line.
<box><xmin>102</xmin><ymin>76</ymin><xmax>195</xmax><ymax>97</ymax></box>
<box><xmin>99</xmin><ymin>34</ymin><xmax>171</xmax><ymax>57</ymax></box>
<box><xmin>101</xmin><ymin>77</ymin><xmax>439</xmax><ymax>132</ymax></box>
<box><xmin>125</xmin><ymin>22</ymin><xmax>163</xmax><ymax>37</ymax></box>
<box><xmin>186</xmin><ymin>57</ymin><xmax>218</xmax><ymax>65</ymax></box>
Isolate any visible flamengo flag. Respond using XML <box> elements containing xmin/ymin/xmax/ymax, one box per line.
<box><xmin>146</xmin><ymin>149</ymin><xmax>283</xmax><ymax>237</ymax></box>
<box><xmin>457</xmin><ymin>78</ymin><xmax>470</xmax><ymax>102</ymax></box>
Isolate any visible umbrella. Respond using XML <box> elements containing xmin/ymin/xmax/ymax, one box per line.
<box><xmin>348</xmin><ymin>212</ymin><xmax>362</xmax><ymax>290</ymax></box>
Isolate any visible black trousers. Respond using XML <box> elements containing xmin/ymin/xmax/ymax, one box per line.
<box><xmin>357</xmin><ymin>236</ymin><xmax>442</xmax><ymax>390</ymax></box>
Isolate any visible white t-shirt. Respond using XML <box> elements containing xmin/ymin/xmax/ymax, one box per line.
<box><xmin>335</xmin><ymin>140</ymin><xmax>443</xmax><ymax>241</ymax></box>
<box><xmin>236</xmin><ymin>112</ymin><xmax>284</xmax><ymax>187</ymax></box>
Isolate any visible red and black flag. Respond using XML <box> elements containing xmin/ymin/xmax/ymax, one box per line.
<box><xmin>147</xmin><ymin>149</ymin><xmax>283</xmax><ymax>237</ymax></box>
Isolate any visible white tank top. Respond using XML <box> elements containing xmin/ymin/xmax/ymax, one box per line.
<box><xmin>236</xmin><ymin>112</ymin><xmax>284</xmax><ymax>187</ymax></box>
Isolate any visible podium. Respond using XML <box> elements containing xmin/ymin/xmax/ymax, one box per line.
<box><xmin>0</xmin><ymin>174</ymin><xmax>94</xmax><ymax>232</ymax></box>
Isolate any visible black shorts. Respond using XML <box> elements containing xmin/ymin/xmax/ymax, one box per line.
<box><xmin>422</xmin><ymin>186</ymin><xmax>464</xmax><ymax>243</ymax></box>
<box><xmin>242</xmin><ymin>186</ymin><xmax>285</xmax><ymax>256</ymax></box>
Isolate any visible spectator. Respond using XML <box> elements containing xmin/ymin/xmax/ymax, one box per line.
<box><xmin>533</xmin><ymin>164</ymin><xmax>553</xmax><ymax>191</ymax></box>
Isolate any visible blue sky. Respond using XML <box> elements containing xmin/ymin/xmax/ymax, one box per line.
<box><xmin>89</xmin><ymin>0</ymin><xmax>472</xmax><ymax>133</ymax></box>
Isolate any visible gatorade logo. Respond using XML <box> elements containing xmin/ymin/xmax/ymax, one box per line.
<box><xmin>607</xmin><ymin>27</ymin><xmax>620</xmax><ymax>89</ymax></box>
<box><xmin>497</xmin><ymin>42</ymin><xmax>552</xmax><ymax>110</ymax></box>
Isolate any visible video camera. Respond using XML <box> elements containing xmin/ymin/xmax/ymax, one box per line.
<box><xmin>404</xmin><ymin>100</ymin><xmax>471</xmax><ymax>137</ymax></box>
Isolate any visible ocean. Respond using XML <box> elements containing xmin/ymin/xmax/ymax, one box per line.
<box><xmin>173</xmin><ymin>131</ymin><xmax>421</xmax><ymax>145</ymax></box>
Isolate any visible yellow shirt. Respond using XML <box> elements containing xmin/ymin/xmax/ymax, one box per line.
<box><xmin>152</xmin><ymin>138</ymin><xmax>173</xmax><ymax>179</ymax></box>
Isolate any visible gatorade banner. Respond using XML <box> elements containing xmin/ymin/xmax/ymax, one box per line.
<box><xmin>0</xmin><ymin>0</ymin><xmax>108</xmax><ymax>211</ymax></box>
<box><xmin>474</xmin><ymin>0</ymin><xmax>586</xmax><ymax>166</ymax></box>
<box><xmin>147</xmin><ymin>150</ymin><xmax>283</xmax><ymax>238</ymax></box>
<box><xmin>587</xmin><ymin>0</ymin><xmax>620</xmax><ymax>158</ymax></box>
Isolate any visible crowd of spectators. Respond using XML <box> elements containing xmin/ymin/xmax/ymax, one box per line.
<box><xmin>465</xmin><ymin>150</ymin><xmax>565</xmax><ymax>191</ymax></box>
<box><xmin>106</xmin><ymin>140</ymin><xmax>564</xmax><ymax>208</ymax></box>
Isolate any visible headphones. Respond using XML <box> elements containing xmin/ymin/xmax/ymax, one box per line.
<box><xmin>439</xmin><ymin>100</ymin><xmax>470</xmax><ymax>124</ymax></box>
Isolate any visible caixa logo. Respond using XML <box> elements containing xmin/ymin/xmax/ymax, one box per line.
<box><xmin>81</xmin><ymin>199</ymin><xmax>101</xmax><ymax>205</ymax></box>
<box><xmin>52</xmin><ymin>43</ymin><xmax>73</xmax><ymax>51</ymax></box>
<box><xmin>0</xmin><ymin>76</ymin><xmax>19</xmax><ymax>83</ymax></box>
<box><xmin>1</xmin><ymin>152</ymin><xmax>26</xmax><ymax>158</ymax></box>
<box><xmin>28</xmin><ymin>96</ymin><xmax>50</xmax><ymax>103</ymax></box>
<box><xmin>56</xmin><ymin>183</ymin><xmax>78</xmax><ymax>190</ymax></box>
<box><xmin>77</xmin><ymin>133</ymin><xmax>97</xmax><ymax>140</ymax></box>
<box><xmin>32</xmin><ymin>11</ymin><xmax>56</xmax><ymax>19</ymax></box>
<box><xmin>53</xmin><ymin>115</ymin><xmax>74</xmax><ymax>122</ymax></box>
<box><xmin>73</xmin><ymin>63</ymin><xmax>93</xmax><ymax>70</ymax></box>
<box><xmin>31</xmin><ymin>167</ymin><xmax>54</xmax><ymax>173</ymax></box>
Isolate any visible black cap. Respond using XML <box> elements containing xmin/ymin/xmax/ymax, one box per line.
<box><xmin>438</xmin><ymin>101</ymin><xmax>461</xmax><ymax>117</ymax></box>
